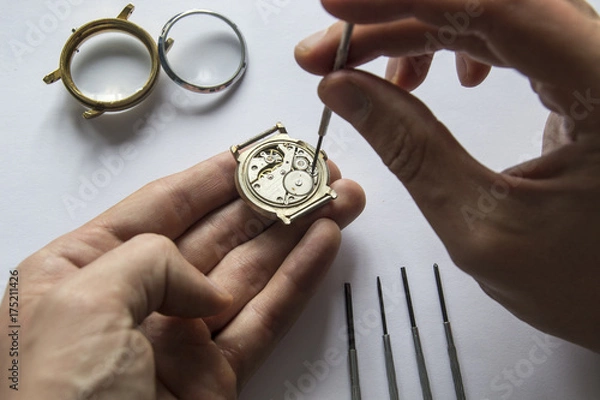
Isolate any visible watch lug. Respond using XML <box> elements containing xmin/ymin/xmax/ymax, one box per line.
<box><xmin>287</xmin><ymin>189</ymin><xmax>337</xmax><ymax>223</ymax></box>
<box><xmin>43</xmin><ymin>69</ymin><xmax>61</xmax><ymax>84</ymax></box>
<box><xmin>275</xmin><ymin>122</ymin><xmax>287</xmax><ymax>134</ymax></box>
<box><xmin>117</xmin><ymin>4</ymin><xmax>135</xmax><ymax>20</ymax></box>
<box><xmin>231</xmin><ymin>123</ymin><xmax>286</xmax><ymax>156</ymax></box>
<box><xmin>230</xmin><ymin>145</ymin><xmax>241</xmax><ymax>161</ymax></box>
<box><xmin>277</xmin><ymin>212</ymin><xmax>292</xmax><ymax>225</ymax></box>
<box><xmin>83</xmin><ymin>108</ymin><xmax>105</xmax><ymax>119</ymax></box>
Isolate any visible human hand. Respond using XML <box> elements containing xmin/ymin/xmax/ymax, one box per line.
<box><xmin>295</xmin><ymin>0</ymin><xmax>600</xmax><ymax>352</ymax></box>
<box><xmin>0</xmin><ymin>152</ymin><xmax>365</xmax><ymax>399</ymax></box>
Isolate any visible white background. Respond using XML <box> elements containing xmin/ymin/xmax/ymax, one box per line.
<box><xmin>1</xmin><ymin>1</ymin><xmax>599</xmax><ymax>399</ymax></box>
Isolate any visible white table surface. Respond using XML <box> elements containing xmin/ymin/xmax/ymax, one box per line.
<box><xmin>1</xmin><ymin>1</ymin><xmax>599</xmax><ymax>399</ymax></box>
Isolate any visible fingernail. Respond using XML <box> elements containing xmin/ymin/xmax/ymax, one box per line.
<box><xmin>385</xmin><ymin>58</ymin><xmax>401</xmax><ymax>83</ymax></box>
<box><xmin>319</xmin><ymin>72</ymin><xmax>371</xmax><ymax>127</ymax></box>
<box><xmin>456</xmin><ymin>53</ymin><xmax>469</xmax><ymax>84</ymax></box>
<box><xmin>296</xmin><ymin>28</ymin><xmax>328</xmax><ymax>53</ymax></box>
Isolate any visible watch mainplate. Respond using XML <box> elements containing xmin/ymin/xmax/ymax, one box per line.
<box><xmin>231</xmin><ymin>123</ymin><xmax>337</xmax><ymax>224</ymax></box>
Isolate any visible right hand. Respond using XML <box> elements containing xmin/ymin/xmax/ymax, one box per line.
<box><xmin>295</xmin><ymin>0</ymin><xmax>600</xmax><ymax>352</ymax></box>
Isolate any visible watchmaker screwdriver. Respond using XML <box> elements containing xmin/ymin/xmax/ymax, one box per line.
<box><xmin>377</xmin><ymin>277</ymin><xmax>401</xmax><ymax>400</ymax></box>
<box><xmin>311</xmin><ymin>22</ymin><xmax>355</xmax><ymax>175</ymax></box>
<box><xmin>434</xmin><ymin>264</ymin><xmax>466</xmax><ymax>400</ymax></box>
<box><xmin>344</xmin><ymin>282</ymin><xmax>362</xmax><ymax>400</ymax></box>
<box><xmin>401</xmin><ymin>267</ymin><xmax>433</xmax><ymax>400</ymax></box>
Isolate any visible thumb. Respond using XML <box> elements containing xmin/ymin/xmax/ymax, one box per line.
<box><xmin>58</xmin><ymin>234</ymin><xmax>233</xmax><ymax>326</ymax></box>
<box><xmin>319</xmin><ymin>70</ymin><xmax>502</xmax><ymax>255</ymax></box>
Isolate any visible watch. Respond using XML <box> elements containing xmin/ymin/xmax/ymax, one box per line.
<box><xmin>230</xmin><ymin>122</ymin><xmax>337</xmax><ymax>224</ymax></box>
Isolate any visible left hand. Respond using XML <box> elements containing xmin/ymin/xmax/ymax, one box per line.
<box><xmin>0</xmin><ymin>152</ymin><xmax>365</xmax><ymax>399</ymax></box>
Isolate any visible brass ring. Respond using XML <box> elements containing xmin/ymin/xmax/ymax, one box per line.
<box><xmin>43</xmin><ymin>4</ymin><xmax>160</xmax><ymax>119</ymax></box>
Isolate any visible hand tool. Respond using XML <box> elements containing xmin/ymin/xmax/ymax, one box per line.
<box><xmin>345</xmin><ymin>282</ymin><xmax>362</xmax><ymax>400</ymax></box>
<box><xmin>377</xmin><ymin>277</ymin><xmax>401</xmax><ymax>400</ymax></box>
<box><xmin>434</xmin><ymin>264</ymin><xmax>466</xmax><ymax>400</ymax></box>
<box><xmin>310</xmin><ymin>22</ymin><xmax>354</xmax><ymax>174</ymax></box>
<box><xmin>401</xmin><ymin>267</ymin><xmax>433</xmax><ymax>400</ymax></box>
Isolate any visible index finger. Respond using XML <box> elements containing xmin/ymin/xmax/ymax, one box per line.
<box><xmin>63</xmin><ymin>151</ymin><xmax>344</xmax><ymax>268</ymax></box>
<box><xmin>72</xmin><ymin>152</ymin><xmax>239</xmax><ymax>255</ymax></box>
<box><xmin>322</xmin><ymin>0</ymin><xmax>597</xmax><ymax>25</ymax></box>
<box><xmin>321</xmin><ymin>0</ymin><xmax>600</xmax><ymax>88</ymax></box>
<box><xmin>295</xmin><ymin>20</ymin><xmax>501</xmax><ymax>75</ymax></box>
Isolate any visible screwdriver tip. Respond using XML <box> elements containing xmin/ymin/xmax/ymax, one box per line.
<box><xmin>344</xmin><ymin>283</ymin><xmax>356</xmax><ymax>349</ymax></box>
<box><xmin>434</xmin><ymin>264</ymin><xmax>449</xmax><ymax>323</ymax></box>
<box><xmin>311</xmin><ymin>136</ymin><xmax>324</xmax><ymax>174</ymax></box>
<box><xmin>377</xmin><ymin>276</ymin><xmax>388</xmax><ymax>334</ymax></box>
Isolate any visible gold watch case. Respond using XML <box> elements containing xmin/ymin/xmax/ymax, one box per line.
<box><xmin>43</xmin><ymin>4</ymin><xmax>167</xmax><ymax>119</ymax></box>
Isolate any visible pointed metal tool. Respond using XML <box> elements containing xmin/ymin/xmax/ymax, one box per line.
<box><xmin>311</xmin><ymin>22</ymin><xmax>354</xmax><ymax>174</ymax></box>
<box><xmin>377</xmin><ymin>277</ymin><xmax>400</xmax><ymax>400</ymax></box>
<box><xmin>434</xmin><ymin>264</ymin><xmax>466</xmax><ymax>400</ymax></box>
<box><xmin>345</xmin><ymin>282</ymin><xmax>362</xmax><ymax>400</ymax></box>
<box><xmin>401</xmin><ymin>267</ymin><xmax>433</xmax><ymax>400</ymax></box>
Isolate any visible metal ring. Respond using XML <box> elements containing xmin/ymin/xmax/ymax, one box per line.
<box><xmin>158</xmin><ymin>10</ymin><xmax>248</xmax><ymax>94</ymax></box>
<box><xmin>43</xmin><ymin>4</ymin><xmax>160</xmax><ymax>119</ymax></box>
